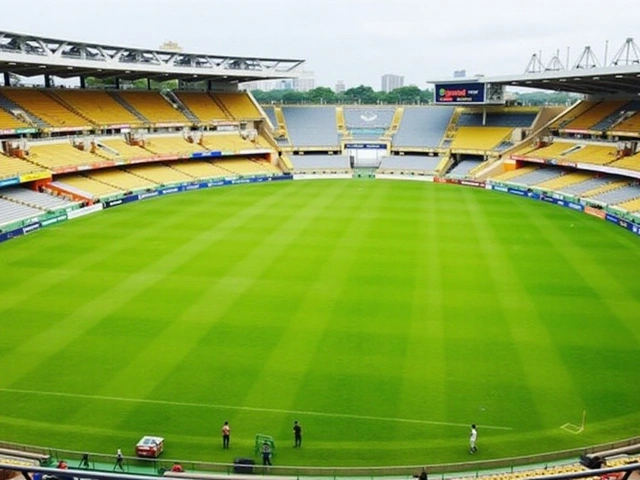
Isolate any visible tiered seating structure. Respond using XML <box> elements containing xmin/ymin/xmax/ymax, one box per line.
<box><xmin>0</xmin><ymin>187</ymin><xmax>77</xmax><ymax>211</ymax></box>
<box><xmin>343</xmin><ymin>107</ymin><xmax>396</xmax><ymax>140</ymax></box>
<box><xmin>1</xmin><ymin>88</ymin><xmax>91</xmax><ymax>129</ymax></box>
<box><xmin>450</xmin><ymin>127</ymin><xmax>514</xmax><ymax>151</ymax></box>
<box><xmin>52</xmin><ymin>90</ymin><xmax>143</xmax><ymax>127</ymax></box>
<box><xmin>392</xmin><ymin>106</ymin><xmax>453</xmax><ymax>150</ymax></box>
<box><xmin>0</xmin><ymin>197</ymin><xmax>43</xmax><ymax>226</ymax></box>
<box><xmin>54</xmin><ymin>174</ymin><xmax>124</xmax><ymax>199</ymax></box>
<box><xmin>0</xmin><ymin>152</ymin><xmax>49</xmax><ymax>179</ymax></box>
<box><xmin>174</xmin><ymin>91</ymin><xmax>231</xmax><ymax>122</ymax></box>
<box><xmin>172</xmin><ymin>161</ymin><xmax>234</xmax><ymax>180</ymax></box>
<box><xmin>26</xmin><ymin>143</ymin><xmax>98</xmax><ymax>170</ymax></box>
<box><xmin>282</xmin><ymin>107</ymin><xmax>340</xmax><ymax>149</ymax></box>
<box><xmin>0</xmin><ymin>106</ymin><xmax>32</xmax><ymax>130</ymax></box>
<box><xmin>125</xmin><ymin>164</ymin><xmax>194</xmax><ymax>185</ymax></box>
<box><xmin>560</xmin><ymin>100</ymin><xmax>627</xmax><ymax>131</ymax></box>
<box><xmin>113</xmin><ymin>91</ymin><xmax>189</xmax><ymax>124</ymax></box>
<box><xmin>216</xmin><ymin>92</ymin><xmax>261</xmax><ymax>119</ymax></box>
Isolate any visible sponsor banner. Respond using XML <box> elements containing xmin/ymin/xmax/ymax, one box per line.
<box><xmin>630</xmin><ymin>223</ymin><xmax>640</xmax><ymax>236</ymax></box>
<box><xmin>344</xmin><ymin>143</ymin><xmax>387</xmax><ymax>150</ymax></box>
<box><xmin>375</xmin><ymin>174</ymin><xmax>434</xmax><ymax>182</ymax></box>
<box><xmin>585</xmin><ymin>206</ymin><xmax>606</xmax><ymax>219</ymax></box>
<box><xmin>507</xmin><ymin>187</ymin><xmax>527</xmax><ymax>196</ymax></box>
<box><xmin>460</xmin><ymin>179</ymin><xmax>486</xmax><ymax>188</ymax></box>
<box><xmin>19</xmin><ymin>171</ymin><xmax>50</xmax><ymax>183</ymax></box>
<box><xmin>0</xmin><ymin>177</ymin><xmax>20</xmax><ymax>187</ymax></box>
<box><xmin>138</xmin><ymin>191</ymin><xmax>159</xmax><ymax>200</ymax></box>
<box><xmin>527</xmin><ymin>192</ymin><xmax>540</xmax><ymax>200</ymax></box>
<box><xmin>435</xmin><ymin>82</ymin><xmax>485</xmax><ymax>104</ymax></box>
<box><xmin>15</xmin><ymin>127</ymin><xmax>38</xmax><ymax>134</ymax></box>
<box><xmin>492</xmin><ymin>184</ymin><xmax>509</xmax><ymax>193</ymax></box>
<box><xmin>40</xmin><ymin>214</ymin><xmax>67</xmax><ymax>227</ymax></box>
<box><xmin>238</xmin><ymin>149</ymin><xmax>271</xmax><ymax>155</ymax></box>
<box><xmin>566</xmin><ymin>202</ymin><xmax>584</xmax><ymax>212</ymax></box>
<box><xmin>22</xmin><ymin>222</ymin><xmax>41</xmax><ymax>235</ymax></box>
<box><xmin>103</xmin><ymin>195</ymin><xmax>139</xmax><ymax>209</ymax></box>
<box><xmin>158</xmin><ymin>186</ymin><xmax>182</xmax><ymax>195</ymax></box>
<box><xmin>67</xmin><ymin>203</ymin><xmax>103</xmax><ymax>220</ymax></box>
<box><xmin>192</xmin><ymin>151</ymin><xmax>222</xmax><ymax>159</ymax></box>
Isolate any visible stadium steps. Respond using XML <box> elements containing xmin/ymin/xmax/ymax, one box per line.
<box><xmin>336</xmin><ymin>106</ymin><xmax>347</xmax><ymax>136</ymax></box>
<box><xmin>161</xmin><ymin>90</ymin><xmax>200</xmax><ymax>124</ymax></box>
<box><xmin>582</xmin><ymin>179</ymin><xmax>632</xmax><ymax>198</ymax></box>
<box><xmin>274</xmin><ymin>106</ymin><xmax>291</xmax><ymax>145</ymax></box>
<box><xmin>435</xmin><ymin>155</ymin><xmax>453</xmax><ymax>176</ymax></box>
<box><xmin>0</xmin><ymin>92</ymin><xmax>47</xmax><ymax>128</ymax></box>
<box><xmin>45</xmin><ymin>90</ymin><xmax>97</xmax><ymax>127</ymax></box>
<box><xmin>108</xmin><ymin>92</ymin><xmax>150</xmax><ymax>124</ymax></box>
<box><xmin>208</xmin><ymin>93</ymin><xmax>234</xmax><ymax>120</ymax></box>
<box><xmin>439</xmin><ymin>108</ymin><xmax>461</xmax><ymax>148</ymax></box>
<box><xmin>385</xmin><ymin>107</ymin><xmax>404</xmax><ymax>138</ymax></box>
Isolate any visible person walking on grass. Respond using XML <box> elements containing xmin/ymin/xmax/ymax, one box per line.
<box><xmin>222</xmin><ymin>421</ymin><xmax>230</xmax><ymax>449</ymax></box>
<box><xmin>114</xmin><ymin>448</ymin><xmax>125</xmax><ymax>471</ymax></box>
<box><xmin>293</xmin><ymin>420</ymin><xmax>302</xmax><ymax>448</ymax></box>
<box><xmin>470</xmin><ymin>424</ymin><xmax>478</xmax><ymax>454</ymax></box>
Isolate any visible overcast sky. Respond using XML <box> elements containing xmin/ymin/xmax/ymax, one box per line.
<box><xmin>2</xmin><ymin>0</ymin><xmax>639</xmax><ymax>90</ymax></box>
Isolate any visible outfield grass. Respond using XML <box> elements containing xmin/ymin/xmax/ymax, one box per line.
<box><xmin>0</xmin><ymin>179</ymin><xmax>639</xmax><ymax>468</ymax></box>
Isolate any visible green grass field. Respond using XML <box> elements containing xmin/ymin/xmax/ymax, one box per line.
<box><xmin>1</xmin><ymin>179</ymin><xmax>639</xmax><ymax>468</ymax></box>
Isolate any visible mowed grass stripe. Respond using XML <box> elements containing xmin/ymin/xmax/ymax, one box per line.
<box><xmin>462</xmin><ymin>189</ymin><xmax>583</xmax><ymax>430</ymax></box>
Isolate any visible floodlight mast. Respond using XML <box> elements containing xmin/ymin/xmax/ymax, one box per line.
<box><xmin>610</xmin><ymin>37</ymin><xmax>640</xmax><ymax>66</ymax></box>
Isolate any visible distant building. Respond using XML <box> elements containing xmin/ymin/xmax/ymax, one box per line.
<box><xmin>159</xmin><ymin>41</ymin><xmax>182</xmax><ymax>52</ymax></box>
<box><xmin>381</xmin><ymin>74</ymin><xmax>404</xmax><ymax>93</ymax></box>
<box><xmin>293</xmin><ymin>71</ymin><xmax>315</xmax><ymax>92</ymax></box>
<box><xmin>453</xmin><ymin>69</ymin><xmax>466</xmax><ymax>78</ymax></box>
<box><xmin>335</xmin><ymin>80</ymin><xmax>345</xmax><ymax>94</ymax></box>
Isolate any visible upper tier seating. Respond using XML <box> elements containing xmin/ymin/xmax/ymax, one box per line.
<box><xmin>201</xmin><ymin>134</ymin><xmax>259</xmax><ymax>151</ymax></box>
<box><xmin>27</xmin><ymin>143</ymin><xmax>97</xmax><ymax>170</ymax></box>
<box><xmin>215</xmin><ymin>93</ymin><xmax>261</xmax><ymax>119</ymax></box>
<box><xmin>282</xmin><ymin>107</ymin><xmax>340</xmax><ymax>148</ymax></box>
<box><xmin>392</xmin><ymin>106</ymin><xmax>453</xmax><ymax>149</ymax></box>
<box><xmin>52</xmin><ymin>90</ymin><xmax>142</xmax><ymax>127</ymax></box>
<box><xmin>1</xmin><ymin>89</ymin><xmax>90</xmax><ymax>129</ymax></box>
<box><xmin>143</xmin><ymin>136</ymin><xmax>208</xmax><ymax>156</ymax></box>
<box><xmin>344</xmin><ymin>107</ymin><xmax>395</xmax><ymax>129</ymax></box>
<box><xmin>562</xmin><ymin>100</ymin><xmax>627</xmax><ymax>130</ymax></box>
<box><xmin>0</xmin><ymin>153</ymin><xmax>48</xmax><ymax>179</ymax></box>
<box><xmin>457</xmin><ymin>112</ymin><xmax>536</xmax><ymax>128</ymax></box>
<box><xmin>114</xmin><ymin>91</ymin><xmax>190</xmax><ymax>124</ymax></box>
<box><xmin>507</xmin><ymin>167</ymin><xmax>564</xmax><ymax>186</ymax></box>
<box><xmin>174</xmin><ymin>92</ymin><xmax>230</xmax><ymax>122</ymax></box>
<box><xmin>0</xmin><ymin>106</ymin><xmax>32</xmax><ymax>130</ymax></box>
<box><xmin>450</xmin><ymin>127</ymin><xmax>513</xmax><ymax>151</ymax></box>
<box><xmin>522</xmin><ymin>141</ymin><xmax>618</xmax><ymax>166</ymax></box>
<box><xmin>610</xmin><ymin>151</ymin><xmax>640</xmax><ymax>172</ymax></box>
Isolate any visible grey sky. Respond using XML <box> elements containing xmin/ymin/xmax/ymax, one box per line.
<box><xmin>2</xmin><ymin>0</ymin><xmax>639</xmax><ymax>89</ymax></box>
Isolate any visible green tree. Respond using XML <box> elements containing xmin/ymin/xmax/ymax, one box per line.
<box><xmin>307</xmin><ymin>86</ymin><xmax>336</xmax><ymax>104</ymax></box>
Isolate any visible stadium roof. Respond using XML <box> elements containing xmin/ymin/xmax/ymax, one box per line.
<box><xmin>0</xmin><ymin>31</ymin><xmax>305</xmax><ymax>83</ymax></box>
<box><xmin>430</xmin><ymin>39</ymin><xmax>640</xmax><ymax>96</ymax></box>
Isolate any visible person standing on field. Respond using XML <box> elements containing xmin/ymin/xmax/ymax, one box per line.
<box><xmin>469</xmin><ymin>424</ymin><xmax>478</xmax><ymax>454</ymax></box>
<box><xmin>293</xmin><ymin>420</ymin><xmax>302</xmax><ymax>448</ymax></box>
<box><xmin>222</xmin><ymin>421</ymin><xmax>230</xmax><ymax>449</ymax></box>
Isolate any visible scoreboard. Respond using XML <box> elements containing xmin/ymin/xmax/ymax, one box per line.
<box><xmin>434</xmin><ymin>82</ymin><xmax>505</xmax><ymax>105</ymax></box>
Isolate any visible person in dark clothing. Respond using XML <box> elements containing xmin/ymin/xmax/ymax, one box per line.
<box><xmin>222</xmin><ymin>421</ymin><xmax>230</xmax><ymax>449</ymax></box>
<box><xmin>293</xmin><ymin>420</ymin><xmax>302</xmax><ymax>448</ymax></box>
<box><xmin>261</xmin><ymin>442</ymin><xmax>272</xmax><ymax>466</ymax></box>
<box><xmin>419</xmin><ymin>467</ymin><xmax>428</xmax><ymax>480</ymax></box>
<box><xmin>79</xmin><ymin>453</ymin><xmax>90</xmax><ymax>468</ymax></box>
<box><xmin>114</xmin><ymin>448</ymin><xmax>125</xmax><ymax>471</ymax></box>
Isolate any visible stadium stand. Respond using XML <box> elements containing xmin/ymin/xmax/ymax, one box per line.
<box><xmin>450</xmin><ymin>127</ymin><xmax>513</xmax><ymax>151</ymax></box>
<box><xmin>448</xmin><ymin>159</ymin><xmax>484</xmax><ymax>177</ymax></box>
<box><xmin>0</xmin><ymin>152</ymin><xmax>48</xmax><ymax>179</ymax></box>
<box><xmin>53</xmin><ymin>174</ymin><xmax>125</xmax><ymax>199</ymax></box>
<box><xmin>282</xmin><ymin>107</ymin><xmax>340</xmax><ymax>148</ymax></box>
<box><xmin>143</xmin><ymin>136</ymin><xmax>208</xmax><ymax>156</ymax></box>
<box><xmin>86</xmin><ymin>168</ymin><xmax>156</xmax><ymax>191</ymax></box>
<box><xmin>456</xmin><ymin>111</ymin><xmax>536</xmax><ymax>127</ymax></box>
<box><xmin>559</xmin><ymin>176</ymin><xmax>620</xmax><ymax>196</ymax></box>
<box><xmin>617</xmin><ymin>197</ymin><xmax>640</xmax><ymax>212</ymax></box>
<box><xmin>610</xmin><ymin>151</ymin><xmax>640</xmax><ymax>171</ymax></box>
<box><xmin>561</xmin><ymin>100</ymin><xmax>627</xmax><ymax>131</ymax></box>
<box><xmin>214</xmin><ymin>158</ymin><xmax>279</xmax><ymax>176</ymax></box>
<box><xmin>344</xmin><ymin>107</ymin><xmax>396</xmax><ymax>139</ymax></box>
<box><xmin>215</xmin><ymin>92</ymin><xmax>261</xmax><ymax>119</ymax></box>
<box><xmin>97</xmin><ymin>138</ymin><xmax>149</xmax><ymax>160</ymax></box>
<box><xmin>171</xmin><ymin>160</ymin><xmax>234</xmax><ymax>180</ymax></box>
<box><xmin>0</xmin><ymin>187</ymin><xmax>78</xmax><ymax>211</ymax></box>
<box><xmin>378</xmin><ymin>155</ymin><xmax>441</xmax><ymax>173</ymax></box>
<box><xmin>201</xmin><ymin>133</ymin><xmax>260</xmax><ymax>151</ymax></box>
<box><xmin>1</xmin><ymin>88</ymin><xmax>91</xmax><ymax>129</ymax></box>
<box><xmin>124</xmin><ymin>164</ymin><xmax>194</xmax><ymax>185</ymax></box>
<box><xmin>52</xmin><ymin>89</ymin><xmax>143</xmax><ymax>127</ymax></box>
<box><xmin>536</xmin><ymin>171</ymin><xmax>594</xmax><ymax>191</ymax></box>
<box><xmin>113</xmin><ymin>91</ymin><xmax>189</xmax><ymax>124</ymax></box>
<box><xmin>0</xmin><ymin>197</ymin><xmax>43</xmax><ymax>226</ymax></box>
<box><xmin>26</xmin><ymin>142</ymin><xmax>97</xmax><ymax>170</ymax></box>
<box><xmin>392</xmin><ymin>106</ymin><xmax>453</xmax><ymax>149</ymax></box>
<box><xmin>262</xmin><ymin>105</ymin><xmax>279</xmax><ymax>130</ymax></box>
<box><xmin>491</xmin><ymin>165</ymin><xmax>538</xmax><ymax>181</ymax></box>
<box><xmin>0</xmin><ymin>105</ymin><xmax>33</xmax><ymax>130</ymax></box>
<box><xmin>174</xmin><ymin>91</ymin><xmax>230</xmax><ymax>122</ymax></box>
<box><xmin>589</xmin><ymin>184</ymin><xmax>640</xmax><ymax>204</ymax></box>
